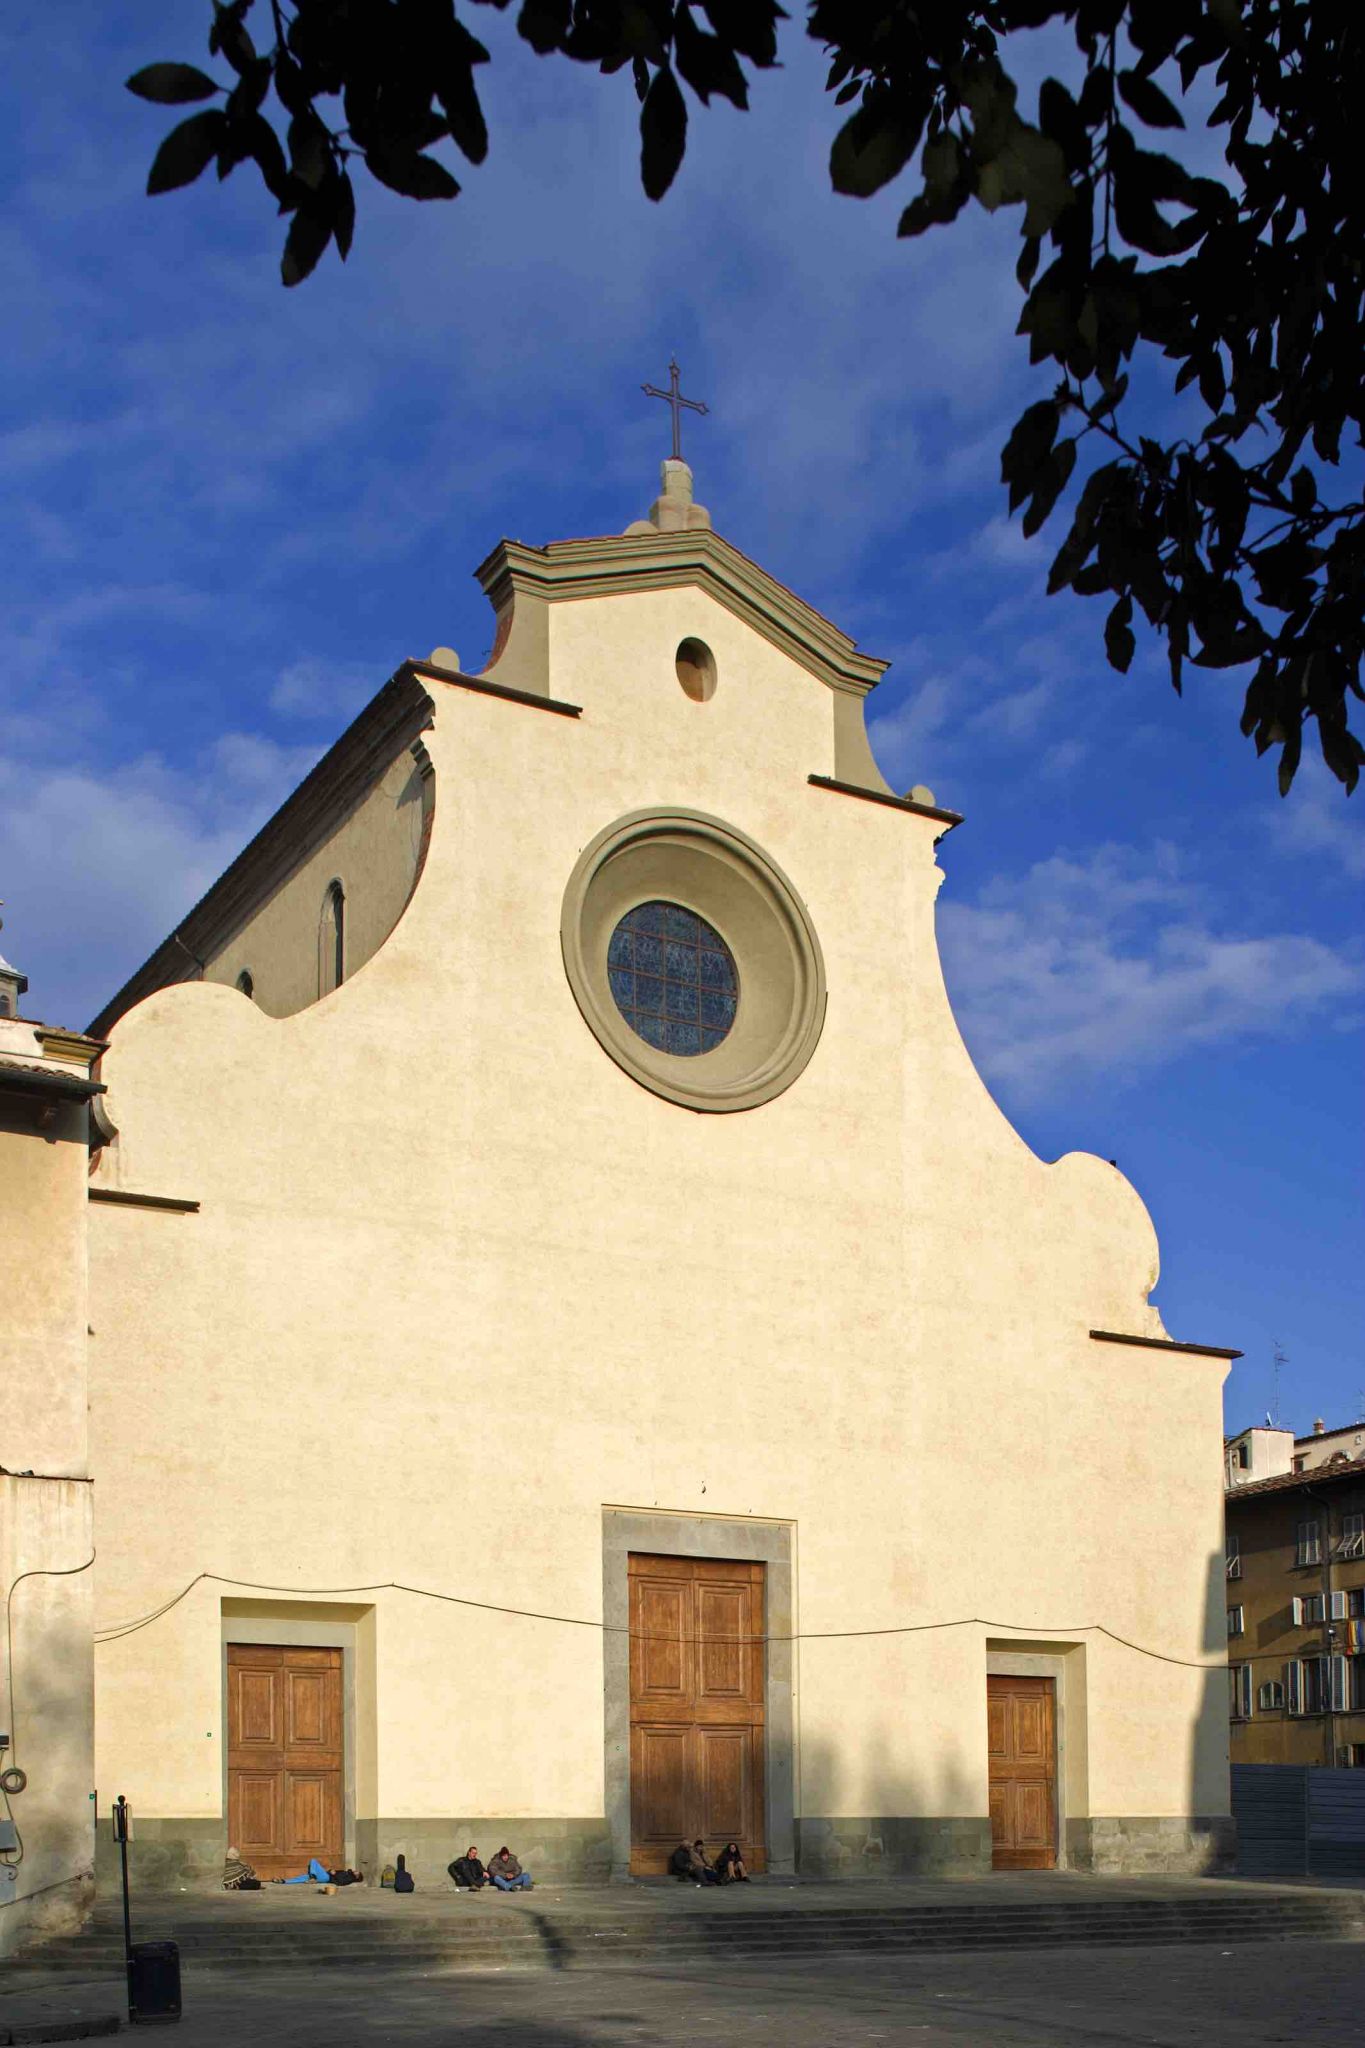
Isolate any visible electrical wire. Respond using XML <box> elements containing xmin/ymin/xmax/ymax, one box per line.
<box><xmin>3</xmin><ymin>1553</ymin><xmax>96</xmax><ymax>1769</ymax></box>
<box><xmin>93</xmin><ymin>1570</ymin><xmax>1226</xmax><ymax>1670</ymax></box>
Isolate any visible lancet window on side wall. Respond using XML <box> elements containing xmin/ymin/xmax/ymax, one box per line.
<box><xmin>319</xmin><ymin>881</ymin><xmax>346</xmax><ymax>997</ymax></box>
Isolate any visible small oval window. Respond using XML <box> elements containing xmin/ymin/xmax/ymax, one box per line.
<box><xmin>675</xmin><ymin>637</ymin><xmax>716</xmax><ymax>703</ymax></box>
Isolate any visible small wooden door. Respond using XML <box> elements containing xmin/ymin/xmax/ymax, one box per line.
<box><xmin>227</xmin><ymin>1644</ymin><xmax>343</xmax><ymax>1879</ymax></box>
<box><xmin>628</xmin><ymin>1554</ymin><xmax>766</xmax><ymax>1875</ymax></box>
<box><xmin>987</xmin><ymin>1674</ymin><xmax>1057</xmax><ymax>1870</ymax></box>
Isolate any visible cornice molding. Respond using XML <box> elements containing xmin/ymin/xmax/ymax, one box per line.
<box><xmin>37</xmin><ymin>1027</ymin><xmax>106</xmax><ymax>1068</ymax></box>
<box><xmin>475</xmin><ymin>529</ymin><xmax>889</xmax><ymax>700</ymax></box>
<box><xmin>1090</xmin><ymin>1328</ymin><xmax>1243</xmax><ymax>1361</ymax></box>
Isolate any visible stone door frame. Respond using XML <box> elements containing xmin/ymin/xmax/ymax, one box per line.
<box><xmin>602</xmin><ymin>1509</ymin><xmax>795</xmax><ymax>1881</ymax></box>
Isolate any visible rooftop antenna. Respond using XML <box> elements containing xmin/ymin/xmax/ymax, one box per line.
<box><xmin>1271</xmin><ymin>1340</ymin><xmax>1287</xmax><ymax>1429</ymax></box>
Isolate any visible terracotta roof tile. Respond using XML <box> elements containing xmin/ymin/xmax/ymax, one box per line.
<box><xmin>1225</xmin><ymin>1455</ymin><xmax>1365</xmax><ymax>1501</ymax></box>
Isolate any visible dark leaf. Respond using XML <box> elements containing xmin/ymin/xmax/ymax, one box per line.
<box><xmin>640</xmin><ymin>65</ymin><xmax>687</xmax><ymax>200</ymax></box>
<box><xmin>517</xmin><ymin>0</ymin><xmax>572</xmax><ymax>54</ymax></box>
<box><xmin>675</xmin><ymin>3</ymin><xmax>748</xmax><ymax>108</ymax></box>
<box><xmin>831</xmin><ymin>89</ymin><xmax>926</xmax><ymax>199</ymax></box>
<box><xmin>1117</xmin><ymin>69</ymin><xmax>1183</xmax><ymax>129</ymax></box>
<box><xmin>147</xmin><ymin>109</ymin><xmax>228</xmax><ymax>194</ymax></box>
<box><xmin>1104</xmin><ymin>593</ymin><xmax>1136</xmax><ymax>672</ymax></box>
<box><xmin>127</xmin><ymin>62</ymin><xmax>221</xmax><ymax>105</ymax></box>
<box><xmin>1021</xmin><ymin>436</ymin><xmax>1076</xmax><ymax>536</ymax></box>
<box><xmin>334</xmin><ymin>170</ymin><xmax>356</xmax><ymax>261</ymax></box>
<box><xmin>366</xmin><ymin>148</ymin><xmax>461</xmax><ymax>201</ymax></box>
<box><xmin>209</xmin><ymin>7</ymin><xmax>256</xmax><ymax>77</ymax></box>
<box><xmin>1290</xmin><ymin>466</ymin><xmax>1316</xmax><ymax>515</ymax></box>
<box><xmin>700</xmin><ymin>0</ymin><xmax>782</xmax><ymax>69</ymax></box>
<box><xmin>289</xmin><ymin>113</ymin><xmax>332</xmax><ymax>192</ymax></box>
<box><xmin>1037</xmin><ymin>77</ymin><xmax>1088</xmax><ymax>170</ymax></box>
<box><xmin>249</xmin><ymin>115</ymin><xmax>294</xmax><ymax>204</ymax></box>
<box><xmin>1000</xmin><ymin>398</ymin><xmax>1060</xmax><ymax>510</ymax></box>
<box><xmin>281</xmin><ymin>204</ymin><xmax>332</xmax><ymax>288</ymax></box>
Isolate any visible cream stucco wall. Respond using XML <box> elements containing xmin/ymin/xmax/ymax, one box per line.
<box><xmin>85</xmin><ymin>569</ymin><xmax>1231</xmax><ymax>1878</ymax></box>
<box><xmin>0</xmin><ymin>1048</ymin><xmax>96</xmax><ymax>1953</ymax></box>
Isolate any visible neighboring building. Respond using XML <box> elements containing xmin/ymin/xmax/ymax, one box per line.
<box><xmin>1225</xmin><ymin>1424</ymin><xmax>1294</xmax><ymax>1489</ymax></box>
<box><xmin>1291</xmin><ymin>1418</ymin><xmax>1365</xmax><ymax>1475</ymax></box>
<box><xmin>8</xmin><ymin>458</ymin><xmax>1238</xmax><ymax>1903</ymax></box>
<box><xmin>1224</xmin><ymin>1454</ymin><xmax>1365</xmax><ymax>1767</ymax></box>
<box><xmin>0</xmin><ymin>945</ymin><xmax>104</xmax><ymax>1956</ymax></box>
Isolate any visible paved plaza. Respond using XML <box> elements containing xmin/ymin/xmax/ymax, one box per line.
<box><xmin>3</xmin><ymin>1937</ymin><xmax>1365</xmax><ymax>2047</ymax></box>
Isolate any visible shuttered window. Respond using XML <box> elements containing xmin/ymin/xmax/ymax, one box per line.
<box><xmin>1229</xmin><ymin>1664</ymin><xmax>1253</xmax><ymax>1719</ymax></box>
<box><xmin>1341</xmin><ymin>1514</ymin><xmax>1365</xmax><ymax>1559</ymax></box>
<box><xmin>1297</xmin><ymin>1521</ymin><xmax>1322</xmax><ymax>1567</ymax></box>
<box><xmin>1227</xmin><ymin>1605</ymin><xmax>1244</xmax><ymax>1637</ymax></box>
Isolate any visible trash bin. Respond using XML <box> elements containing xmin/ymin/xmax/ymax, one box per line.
<box><xmin>129</xmin><ymin>1938</ymin><xmax>182</xmax><ymax>2022</ymax></box>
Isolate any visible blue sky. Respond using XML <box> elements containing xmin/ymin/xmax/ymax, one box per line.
<box><xmin>2</xmin><ymin>6</ymin><xmax>1360</xmax><ymax>1436</ymax></box>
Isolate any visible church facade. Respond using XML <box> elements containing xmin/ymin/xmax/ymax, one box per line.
<box><xmin>45</xmin><ymin>461</ymin><xmax>1235</xmax><ymax>1896</ymax></box>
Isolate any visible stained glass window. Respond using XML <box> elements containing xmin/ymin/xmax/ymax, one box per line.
<box><xmin>607</xmin><ymin>900</ymin><xmax>738</xmax><ymax>1057</ymax></box>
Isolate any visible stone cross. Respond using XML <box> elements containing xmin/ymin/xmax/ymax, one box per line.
<box><xmin>642</xmin><ymin>358</ymin><xmax>709</xmax><ymax>462</ymax></box>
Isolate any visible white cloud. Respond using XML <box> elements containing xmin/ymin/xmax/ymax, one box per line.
<box><xmin>0</xmin><ymin>736</ymin><xmax>323</xmax><ymax>1031</ymax></box>
<box><xmin>939</xmin><ymin>842</ymin><xmax>1364</xmax><ymax>1104</ymax></box>
<box><xmin>269</xmin><ymin>657</ymin><xmax>379</xmax><ymax>722</ymax></box>
<box><xmin>1272</xmin><ymin>760</ymin><xmax>1365</xmax><ymax>881</ymax></box>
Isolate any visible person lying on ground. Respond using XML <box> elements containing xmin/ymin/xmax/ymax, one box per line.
<box><xmin>487</xmin><ymin>1846</ymin><xmax>534</xmax><ymax>1890</ymax></box>
<box><xmin>448</xmin><ymin>1847</ymin><xmax>487</xmax><ymax>1889</ymax></box>
<box><xmin>714</xmin><ymin>1842</ymin><xmax>749</xmax><ymax>1883</ymax></box>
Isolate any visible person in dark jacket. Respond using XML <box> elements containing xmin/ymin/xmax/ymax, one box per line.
<box><xmin>715</xmin><ymin>1842</ymin><xmax>749</xmax><ymax>1882</ymax></box>
<box><xmin>448</xmin><ymin>1846</ymin><xmax>487</xmax><ymax>1889</ymax></box>
<box><xmin>487</xmin><ymin>1846</ymin><xmax>533</xmax><ymax>1891</ymax></box>
<box><xmin>671</xmin><ymin>1840</ymin><xmax>720</xmax><ymax>1884</ymax></box>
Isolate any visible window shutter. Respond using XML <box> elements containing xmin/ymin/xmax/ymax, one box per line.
<box><xmin>1292</xmin><ymin>1596</ymin><xmax>1304</xmax><ymax>1626</ymax></box>
<box><xmin>1287</xmin><ymin>1660</ymin><xmax>1302</xmax><ymax>1714</ymax></box>
<box><xmin>1331</xmin><ymin>1590</ymin><xmax>1348</xmax><ymax>1620</ymax></box>
<box><xmin>1332</xmin><ymin>1655</ymin><xmax>1350</xmax><ymax>1711</ymax></box>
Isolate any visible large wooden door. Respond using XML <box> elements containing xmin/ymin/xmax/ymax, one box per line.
<box><xmin>227</xmin><ymin>1644</ymin><xmax>343</xmax><ymax>1879</ymax></box>
<box><xmin>628</xmin><ymin>1554</ymin><xmax>766</xmax><ymax>1875</ymax></box>
<box><xmin>987</xmin><ymin>1674</ymin><xmax>1057</xmax><ymax>1870</ymax></box>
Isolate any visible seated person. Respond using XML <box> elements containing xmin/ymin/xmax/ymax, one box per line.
<box><xmin>222</xmin><ymin>1846</ymin><xmax>260</xmax><ymax>1890</ymax></box>
<box><xmin>448</xmin><ymin>1846</ymin><xmax>487</xmax><ymax>1889</ymax></box>
<box><xmin>677</xmin><ymin>1839</ymin><xmax>720</xmax><ymax>1885</ymax></box>
<box><xmin>669</xmin><ymin>1842</ymin><xmax>694</xmax><ymax>1881</ymax></box>
<box><xmin>714</xmin><ymin>1841</ymin><xmax>749</xmax><ymax>1883</ymax></box>
<box><xmin>487</xmin><ymin>1846</ymin><xmax>534</xmax><ymax>1891</ymax></box>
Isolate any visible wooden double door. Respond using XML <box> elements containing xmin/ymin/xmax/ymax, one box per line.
<box><xmin>227</xmin><ymin>1644</ymin><xmax>344</xmax><ymax>1879</ymax></box>
<box><xmin>987</xmin><ymin>1674</ymin><xmax>1057</xmax><ymax>1870</ymax></box>
<box><xmin>628</xmin><ymin>1554</ymin><xmax>767</xmax><ymax>1875</ymax></box>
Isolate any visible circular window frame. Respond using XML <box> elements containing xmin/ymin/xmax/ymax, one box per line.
<box><xmin>561</xmin><ymin>808</ymin><xmax>826</xmax><ymax>1113</ymax></box>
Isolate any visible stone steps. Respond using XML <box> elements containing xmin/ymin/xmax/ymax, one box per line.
<box><xmin>18</xmin><ymin>1892</ymin><xmax>1362</xmax><ymax>1978</ymax></box>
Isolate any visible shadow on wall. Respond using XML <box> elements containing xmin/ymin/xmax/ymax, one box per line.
<box><xmin>794</xmin><ymin>1721</ymin><xmax>989</xmax><ymax>1879</ymax></box>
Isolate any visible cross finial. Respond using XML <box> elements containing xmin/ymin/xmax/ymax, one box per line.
<box><xmin>642</xmin><ymin>357</ymin><xmax>709</xmax><ymax>463</ymax></box>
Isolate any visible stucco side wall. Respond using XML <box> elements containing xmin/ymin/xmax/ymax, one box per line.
<box><xmin>197</xmin><ymin>742</ymin><xmax>432</xmax><ymax>1019</ymax></box>
<box><xmin>1</xmin><ymin>1097</ymin><xmax>90</xmax><ymax>1473</ymax></box>
<box><xmin>87</xmin><ymin>582</ymin><xmax>1228</xmax><ymax>1865</ymax></box>
<box><xmin>0</xmin><ymin>1480</ymin><xmax>94</xmax><ymax>1953</ymax></box>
